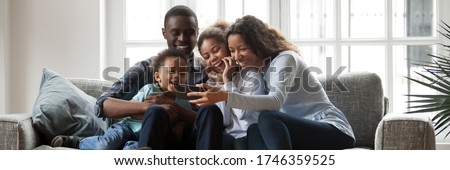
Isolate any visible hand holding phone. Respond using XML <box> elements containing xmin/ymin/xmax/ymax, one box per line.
<box><xmin>187</xmin><ymin>84</ymin><xmax>227</xmax><ymax>106</ymax></box>
<box><xmin>174</xmin><ymin>84</ymin><xmax>205</xmax><ymax>100</ymax></box>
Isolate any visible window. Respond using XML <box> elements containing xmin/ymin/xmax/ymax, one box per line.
<box><xmin>123</xmin><ymin>0</ymin><xmax>269</xmax><ymax>67</ymax></box>
<box><xmin>286</xmin><ymin>0</ymin><xmax>439</xmax><ymax>115</ymax></box>
<box><xmin>108</xmin><ymin>0</ymin><xmax>447</xmax><ymax>115</ymax></box>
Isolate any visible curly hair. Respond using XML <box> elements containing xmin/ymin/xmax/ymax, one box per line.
<box><xmin>197</xmin><ymin>19</ymin><xmax>230</xmax><ymax>56</ymax></box>
<box><xmin>152</xmin><ymin>48</ymin><xmax>188</xmax><ymax>71</ymax></box>
<box><xmin>225</xmin><ymin>15</ymin><xmax>298</xmax><ymax>60</ymax></box>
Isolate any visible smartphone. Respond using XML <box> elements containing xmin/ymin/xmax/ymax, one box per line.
<box><xmin>174</xmin><ymin>84</ymin><xmax>205</xmax><ymax>100</ymax></box>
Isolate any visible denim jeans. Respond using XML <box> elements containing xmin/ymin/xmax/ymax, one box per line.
<box><xmin>79</xmin><ymin>122</ymin><xmax>138</xmax><ymax>150</ymax></box>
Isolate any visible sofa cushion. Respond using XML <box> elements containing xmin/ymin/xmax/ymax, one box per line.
<box><xmin>32</xmin><ymin>68</ymin><xmax>107</xmax><ymax>144</ymax></box>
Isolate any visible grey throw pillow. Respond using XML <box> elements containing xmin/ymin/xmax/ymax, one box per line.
<box><xmin>32</xmin><ymin>68</ymin><xmax>106</xmax><ymax>144</ymax></box>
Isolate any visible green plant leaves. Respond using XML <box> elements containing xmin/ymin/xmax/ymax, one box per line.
<box><xmin>406</xmin><ymin>20</ymin><xmax>450</xmax><ymax>137</ymax></box>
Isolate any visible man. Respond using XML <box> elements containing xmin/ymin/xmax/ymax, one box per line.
<box><xmin>103</xmin><ymin>5</ymin><xmax>211</xmax><ymax>150</ymax></box>
<box><xmin>96</xmin><ymin>5</ymin><xmax>206</xmax><ymax>121</ymax></box>
<box><xmin>51</xmin><ymin>5</ymin><xmax>209</xmax><ymax>149</ymax></box>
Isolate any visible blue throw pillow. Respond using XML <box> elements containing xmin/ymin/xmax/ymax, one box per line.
<box><xmin>32</xmin><ymin>68</ymin><xmax>106</xmax><ymax>144</ymax></box>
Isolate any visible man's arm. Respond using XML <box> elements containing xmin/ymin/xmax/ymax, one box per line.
<box><xmin>102</xmin><ymin>98</ymin><xmax>151</xmax><ymax>119</ymax></box>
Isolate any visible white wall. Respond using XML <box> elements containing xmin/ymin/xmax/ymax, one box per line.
<box><xmin>0</xmin><ymin>0</ymin><xmax>9</xmax><ymax>114</ymax></box>
<box><xmin>9</xmin><ymin>0</ymin><xmax>101</xmax><ymax>113</ymax></box>
<box><xmin>104</xmin><ymin>0</ymin><xmax>125</xmax><ymax>78</ymax></box>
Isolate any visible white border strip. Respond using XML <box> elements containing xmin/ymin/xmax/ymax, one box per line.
<box><xmin>1</xmin><ymin>150</ymin><xmax>450</xmax><ymax>169</ymax></box>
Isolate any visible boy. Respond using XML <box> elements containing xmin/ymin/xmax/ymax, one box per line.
<box><xmin>51</xmin><ymin>49</ymin><xmax>191</xmax><ymax>149</ymax></box>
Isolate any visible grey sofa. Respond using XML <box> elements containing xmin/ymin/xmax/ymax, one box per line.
<box><xmin>0</xmin><ymin>72</ymin><xmax>436</xmax><ymax>150</ymax></box>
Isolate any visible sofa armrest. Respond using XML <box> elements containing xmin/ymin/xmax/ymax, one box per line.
<box><xmin>375</xmin><ymin>113</ymin><xmax>435</xmax><ymax>150</ymax></box>
<box><xmin>0</xmin><ymin>113</ymin><xmax>41</xmax><ymax>149</ymax></box>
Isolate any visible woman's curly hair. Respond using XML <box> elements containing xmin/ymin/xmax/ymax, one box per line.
<box><xmin>225</xmin><ymin>15</ymin><xmax>298</xmax><ymax>60</ymax></box>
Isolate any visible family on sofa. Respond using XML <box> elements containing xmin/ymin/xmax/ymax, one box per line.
<box><xmin>48</xmin><ymin>5</ymin><xmax>355</xmax><ymax>150</ymax></box>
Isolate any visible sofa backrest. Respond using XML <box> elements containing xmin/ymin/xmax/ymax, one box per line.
<box><xmin>68</xmin><ymin>72</ymin><xmax>385</xmax><ymax>149</ymax></box>
<box><xmin>317</xmin><ymin>72</ymin><xmax>385</xmax><ymax>148</ymax></box>
<box><xmin>68</xmin><ymin>78</ymin><xmax>113</xmax><ymax>99</ymax></box>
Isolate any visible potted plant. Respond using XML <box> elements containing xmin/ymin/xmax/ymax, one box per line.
<box><xmin>406</xmin><ymin>21</ymin><xmax>450</xmax><ymax>137</ymax></box>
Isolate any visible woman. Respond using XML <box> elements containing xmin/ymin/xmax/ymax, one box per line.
<box><xmin>189</xmin><ymin>15</ymin><xmax>355</xmax><ymax>150</ymax></box>
<box><xmin>194</xmin><ymin>19</ymin><xmax>265</xmax><ymax>149</ymax></box>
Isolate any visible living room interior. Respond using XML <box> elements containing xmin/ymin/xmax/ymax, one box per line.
<box><xmin>1</xmin><ymin>0</ymin><xmax>450</xmax><ymax>150</ymax></box>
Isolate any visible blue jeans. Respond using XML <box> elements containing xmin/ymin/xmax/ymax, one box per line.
<box><xmin>251</xmin><ymin>111</ymin><xmax>355</xmax><ymax>150</ymax></box>
<box><xmin>79</xmin><ymin>122</ymin><xmax>138</xmax><ymax>150</ymax></box>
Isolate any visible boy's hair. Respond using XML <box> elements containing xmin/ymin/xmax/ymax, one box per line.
<box><xmin>152</xmin><ymin>49</ymin><xmax>189</xmax><ymax>71</ymax></box>
<box><xmin>197</xmin><ymin>19</ymin><xmax>230</xmax><ymax>55</ymax></box>
<box><xmin>164</xmin><ymin>5</ymin><xmax>198</xmax><ymax>28</ymax></box>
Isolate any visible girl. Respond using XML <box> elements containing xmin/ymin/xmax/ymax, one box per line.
<box><xmin>195</xmin><ymin>19</ymin><xmax>265</xmax><ymax>149</ymax></box>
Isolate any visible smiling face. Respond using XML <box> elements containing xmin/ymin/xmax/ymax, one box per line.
<box><xmin>227</xmin><ymin>34</ymin><xmax>264</xmax><ymax>69</ymax></box>
<box><xmin>199</xmin><ymin>38</ymin><xmax>230</xmax><ymax>72</ymax></box>
<box><xmin>154</xmin><ymin>57</ymin><xmax>188</xmax><ymax>91</ymax></box>
<box><xmin>162</xmin><ymin>16</ymin><xmax>199</xmax><ymax>56</ymax></box>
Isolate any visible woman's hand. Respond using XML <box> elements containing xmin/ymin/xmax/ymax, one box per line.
<box><xmin>187</xmin><ymin>84</ymin><xmax>228</xmax><ymax>106</ymax></box>
<box><xmin>222</xmin><ymin>57</ymin><xmax>239</xmax><ymax>83</ymax></box>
